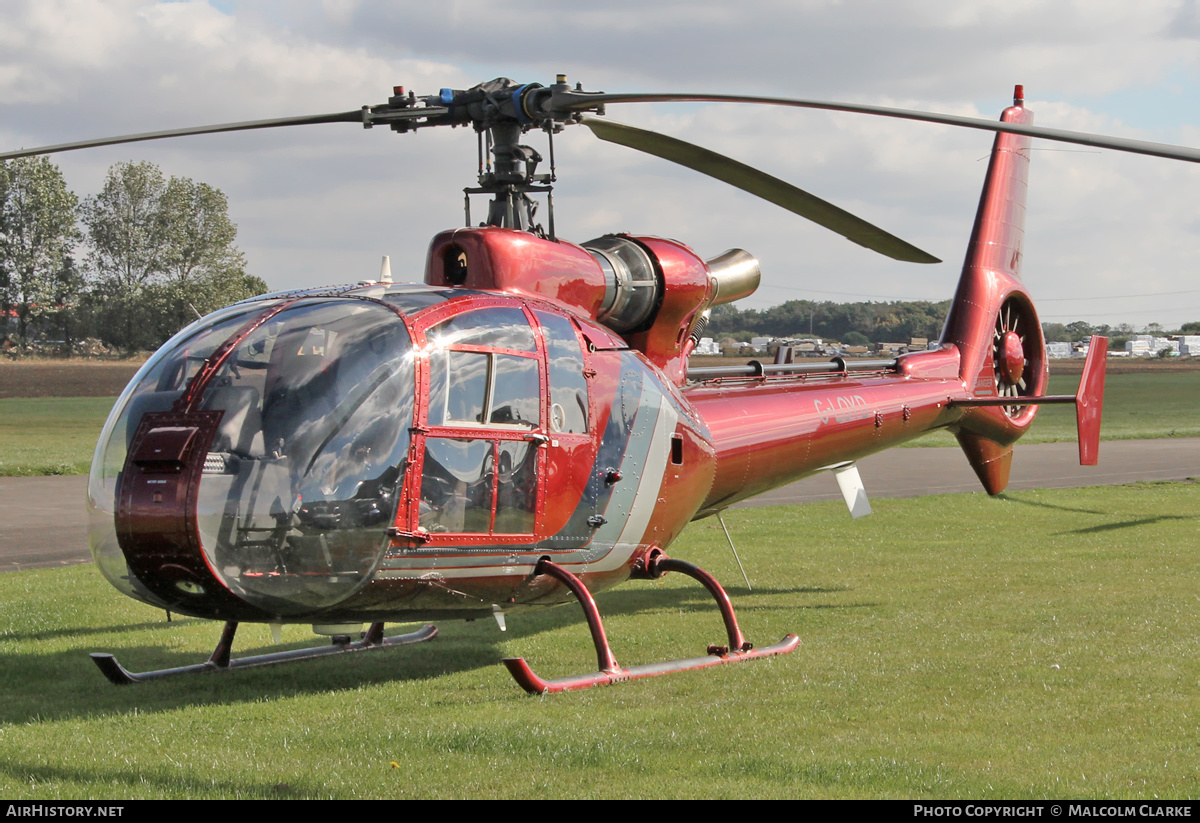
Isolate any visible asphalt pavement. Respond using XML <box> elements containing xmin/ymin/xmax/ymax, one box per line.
<box><xmin>1</xmin><ymin>438</ymin><xmax>1196</xmax><ymax>572</ymax></box>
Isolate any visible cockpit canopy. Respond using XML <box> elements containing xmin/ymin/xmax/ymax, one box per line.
<box><xmin>88</xmin><ymin>283</ymin><xmax>596</xmax><ymax>618</ymax></box>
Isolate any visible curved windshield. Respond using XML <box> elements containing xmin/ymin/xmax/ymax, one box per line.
<box><xmin>90</xmin><ymin>298</ymin><xmax>416</xmax><ymax>616</ymax></box>
<box><xmin>88</xmin><ymin>300</ymin><xmax>279</xmax><ymax>604</ymax></box>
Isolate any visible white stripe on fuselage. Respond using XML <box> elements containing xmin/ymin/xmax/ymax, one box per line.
<box><xmin>599</xmin><ymin>391</ymin><xmax>677</xmax><ymax>572</ymax></box>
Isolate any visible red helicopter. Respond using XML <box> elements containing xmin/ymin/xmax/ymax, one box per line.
<box><xmin>6</xmin><ymin>77</ymin><xmax>1192</xmax><ymax>693</ymax></box>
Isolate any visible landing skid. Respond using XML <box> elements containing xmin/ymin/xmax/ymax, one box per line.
<box><xmin>502</xmin><ymin>555</ymin><xmax>799</xmax><ymax>694</ymax></box>
<box><xmin>91</xmin><ymin>621</ymin><xmax>438</xmax><ymax>685</ymax></box>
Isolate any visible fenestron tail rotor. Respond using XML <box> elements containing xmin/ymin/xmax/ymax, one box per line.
<box><xmin>992</xmin><ymin>296</ymin><xmax>1042</xmax><ymax>419</ymax></box>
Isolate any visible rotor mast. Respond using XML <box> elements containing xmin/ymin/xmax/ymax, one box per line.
<box><xmin>473</xmin><ymin>119</ymin><xmax>552</xmax><ymax>234</ymax></box>
<box><xmin>367</xmin><ymin>77</ymin><xmax>583</xmax><ymax>236</ymax></box>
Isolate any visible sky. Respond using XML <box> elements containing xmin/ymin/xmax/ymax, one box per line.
<box><xmin>2</xmin><ymin>0</ymin><xmax>1199</xmax><ymax>329</ymax></box>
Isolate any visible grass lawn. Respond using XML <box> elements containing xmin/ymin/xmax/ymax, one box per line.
<box><xmin>1</xmin><ymin>482</ymin><xmax>1197</xmax><ymax>799</ymax></box>
<box><xmin>0</xmin><ymin>397</ymin><xmax>116</xmax><ymax>476</ymax></box>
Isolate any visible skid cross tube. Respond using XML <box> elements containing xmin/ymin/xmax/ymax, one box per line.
<box><xmin>501</xmin><ymin>556</ymin><xmax>798</xmax><ymax>694</ymax></box>
<box><xmin>91</xmin><ymin>621</ymin><xmax>438</xmax><ymax>685</ymax></box>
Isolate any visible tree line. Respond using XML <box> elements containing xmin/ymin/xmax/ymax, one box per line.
<box><xmin>708</xmin><ymin>299</ymin><xmax>952</xmax><ymax>346</ymax></box>
<box><xmin>0</xmin><ymin>158</ymin><xmax>266</xmax><ymax>354</ymax></box>
<box><xmin>709</xmin><ymin>300</ymin><xmax>1196</xmax><ymax>351</ymax></box>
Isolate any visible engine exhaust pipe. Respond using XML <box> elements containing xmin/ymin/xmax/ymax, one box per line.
<box><xmin>706</xmin><ymin>249</ymin><xmax>760</xmax><ymax>305</ymax></box>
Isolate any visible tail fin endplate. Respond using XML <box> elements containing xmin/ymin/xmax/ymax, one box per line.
<box><xmin>1075</xmin><ymin>336</ymin><xmax>1107</xmax><ymax>466</ymax></box>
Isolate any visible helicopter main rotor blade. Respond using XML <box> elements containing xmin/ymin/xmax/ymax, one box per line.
<box><xmin>560</xmin><ymin>91</ymin><xmax>1200</xmax><ymax>165</ymax></box>
<box><xmin>580</xmin><ymin>115</ymin><xmax>940</xmax><ymax>264</ymax></box>
<box><xmin>0</xmin><ymin>104</ymin><xmax>464</xmax><ymax>162</ymax></box>
<box><xmin>0</xmin><ymin>110</ymin><xmax>369</xmax><ymax>161</ymax></box>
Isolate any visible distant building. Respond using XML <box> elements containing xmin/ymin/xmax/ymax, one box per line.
<box><xmin>1126</xmin><ymin>336</ymin><xmax>1179</xmax><ymax>356</ymax></box>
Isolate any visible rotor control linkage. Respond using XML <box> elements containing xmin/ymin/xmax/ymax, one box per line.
<box><xmin>501</xmin><ymin>555</ymin><xmax>799</xmax><ymax>694</ymax></box>
<box><xmin>90</xmin><ymin>621</ymin><xmax>438</xmax><ymax>685</ymax></box>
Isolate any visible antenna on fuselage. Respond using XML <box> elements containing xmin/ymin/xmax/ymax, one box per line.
<box><xmin>716</xmin><ymin>512</ymin><xmax>752</xmax><ymax>590</ymax></box>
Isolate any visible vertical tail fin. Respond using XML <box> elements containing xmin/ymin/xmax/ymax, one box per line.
<box><xmin>942</xmin><ymin>87</ymin><xmax>1049</xmax><ymax>494</ymax></box>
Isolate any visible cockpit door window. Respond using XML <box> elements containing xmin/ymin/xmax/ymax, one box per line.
<box><xmin>429</xmin><ymin>349</ymin><xmax>540</xmax><ymax>428</ymax></box>
<box><xmin>417</xmin><ymin>437</ymin><xmax>537</xmax><ymax>535</ymax></box>
<box><xmin>412</xmin><ymin>305</ymin><xmax>545</xmax><ymax>540</ymax></box>
<box><xmin>535</xmin><ymin>310</ymin><xmax>589</xmax><ymax>434</ymax></box>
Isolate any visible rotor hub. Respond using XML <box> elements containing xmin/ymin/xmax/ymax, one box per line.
<box><xmin>998</xmin><ymin>331</ymin><xmax>1025</xmax><ymax>384</ymax></box>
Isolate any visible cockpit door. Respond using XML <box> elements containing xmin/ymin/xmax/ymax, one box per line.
<box><xmin>407</xmin><ymin>304</ymin><xmax>547</xmax><ymax>545</ymax></box>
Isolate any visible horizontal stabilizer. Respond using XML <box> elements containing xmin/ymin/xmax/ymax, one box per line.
<box><xmin>949</xmin><ymin>335</ymin><xmax>1108</xmax><ymax>466</ymax></box>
